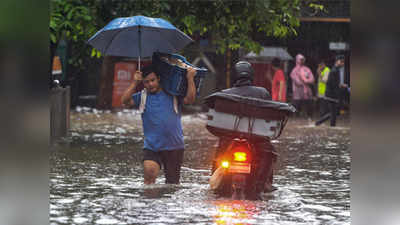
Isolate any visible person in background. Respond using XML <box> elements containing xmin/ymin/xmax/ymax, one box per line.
<box><xmin>315</xmin><ymin>55</ymin><xmax>347</xmax><ymax>127</ymax></box>
<box><xmin>336</xmin><ymin>55</ymin><xmax>350</xmax><ymax>113</ymax></box>
<box><xmin>317</xmin><ymin>60</ymin><xmax>330</xmax><ymax>116</ymax></box>
<box><xmin>290</xmin><ymin>54</ymin><xmax>315</xmax><ymax>119</ymax></box>
<box><xmin>271</xmin><ymin>58</ymin><xmax>287</xmax><ymax>102</ymax></box>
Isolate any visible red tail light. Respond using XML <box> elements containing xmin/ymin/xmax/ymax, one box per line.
<box><xmin>230</xmin><ymin>145</ymin><xmax>251</xmax><ymax>163</ymax></box>
<box><xmin>233</xmin><ymin>152</ymin><xmax>247</xmax><ymax>162</ymax></box>
<box><xmin>219</xmin><ymin>140</ymin><xmax>253</xmax><ymax>174</ymax></box>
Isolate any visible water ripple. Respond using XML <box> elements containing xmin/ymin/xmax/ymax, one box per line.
<box><xmin>50</xmin><ymin>114</ymin><xmax>350</xmax><ymax>224</ymax></box>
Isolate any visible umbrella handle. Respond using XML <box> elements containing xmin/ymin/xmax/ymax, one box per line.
<box><xmin>138</xmin><ymin>26</ymin><xmax>141</xmax><ymax>71</ymax></box>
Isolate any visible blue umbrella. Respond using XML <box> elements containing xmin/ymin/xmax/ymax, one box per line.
<box><xmin>88</xmin><ymin>15</ymin><xmax>193</xmax><ymax>70</ymax></box>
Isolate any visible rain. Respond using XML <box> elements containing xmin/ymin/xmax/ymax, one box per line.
<box><xmin>49</xmin><ymin>1</ymin><xmax>350</xmax><ymax>224</ymax></box>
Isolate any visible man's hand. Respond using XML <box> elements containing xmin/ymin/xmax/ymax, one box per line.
<box><xmin>186</xmin><ymin>66</ymin><xmax>196</xmax><ymax>81</ymax></box>
<box><xmin>183</xmin><ymin>66</ymin><xmax>197</xmax><ymax>105</ymax></box>
<box><xmin>121</xmin><ymin>70</ymin><xmax>142</xmax><ymax>108</ymax></box>
<box><xmin>134</xmin><ymin>70</ymin><xmax>143</xmax><ymax>82</ymax></box>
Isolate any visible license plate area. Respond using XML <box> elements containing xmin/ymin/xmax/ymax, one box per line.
<box><xmin>228</xmin><ymin>162</ymin><xmax>251</xmax><ymax>174</ymax></box>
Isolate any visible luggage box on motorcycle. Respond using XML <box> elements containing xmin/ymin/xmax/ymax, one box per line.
<box><xmin>204</xmin><ymin>92</ymin><xmax>296</xmax><ymax>139</ymax></box>
<box><xmin>213</xmin><ymin>97</ymin><xmax>290</xmax><ymax>120</ymax></box>
<box><xmin>152</xmin><ymin>52</ymin><xmax>208</xmax><ymax>97</ymax></box>
<box><xmin>206</xmin><ymin>109</ymin><xmax>281</xmax><ymax>139</ymax></box>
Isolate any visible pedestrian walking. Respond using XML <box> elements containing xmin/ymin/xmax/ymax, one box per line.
<box><xmin>121</xmin><ymin>64</ymin><xmax>197</xmax><ymax>184</ymax></box>
<box><xmin>315</xmin><ymin>55</ymin><xmax>347</xmax><ymax>126</ymax></box>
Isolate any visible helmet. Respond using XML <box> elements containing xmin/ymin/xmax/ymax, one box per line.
<box><xmin>234</xmin><ymin>61</ymin><xmax>254</xmax><ymax>82</ymax></box>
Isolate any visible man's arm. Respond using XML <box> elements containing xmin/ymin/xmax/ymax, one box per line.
<box><xmin>322</xmin><ymin>68</ymin><xmax>330</xmax><ymax>82</ymax></box>
<box><xmin>317</xmin><ymin>64</ymin><xmax>323</xmax><ymax>77</ymax></box>
<box><xmin>183</xmin><ymin>67</ymin><xmax>197</xmax><ymax>104</ymax></box>
<box><xmin>300</xmin><ymin>67</ymin><xmax>315</xmax><ymax>84</ymax></box>
<box><xmin>290</xmin><ymin>69</ymin><xmax>303</xmax><ymax>86</ymax></box>
<box><xmin>278</xmin><ymin>81</ymin><xmax>284</xmax><ymax>101</ymax></box>
<box><xmin>121</xmin><ymin>71</ymin><xmax>142</xmax><ymax>107</ymax></box>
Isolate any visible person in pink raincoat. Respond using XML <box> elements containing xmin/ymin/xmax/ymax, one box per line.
<box><xmin>290</xmin><ymin>54</ymin><xmax>315</xmax><ymax>118</ymax></box>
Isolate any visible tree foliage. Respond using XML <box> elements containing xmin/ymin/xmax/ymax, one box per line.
<box><xmin>164</xmin><ymin>0</ymin><xmax>309</xmax><ymax>55</ymax></box>
<box><xmin>50</xmin><ymin>0</ymin><xmax>321</xmax><ymax>73</ymax></box>
<box><xmin>50</xmin><ymin>0</ymin><xmax>96</xmax><ymax>44</ymax></box>
<box><xmin>50</xmin><ymin>0</ymin><xmax>99</xmax><ymax>73</ymax></box>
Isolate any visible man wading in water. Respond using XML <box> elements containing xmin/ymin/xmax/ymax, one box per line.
<box><xmin>121</xmin><ymin>65</ymin><xmax>196</xmax><ymax>184</ymax></box>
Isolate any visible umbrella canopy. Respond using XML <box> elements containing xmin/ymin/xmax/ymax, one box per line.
<box><xmin>244</xmin><ymin>47</ymin><xmax>293</xmax><ymax>61</ymax></box>
<box><xmin>88</xmin><ymin>15</ymin><xmax>193</xmax><ymax>61</ymax></box>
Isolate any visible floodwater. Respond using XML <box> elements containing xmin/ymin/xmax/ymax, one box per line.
<box><xmin>50</xmin><ymin>107</ymin><xmax>350</xmax><ymax>225</ymax></box>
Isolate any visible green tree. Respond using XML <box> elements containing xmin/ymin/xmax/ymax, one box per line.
<box><xmin>49</xmin><ymin>0</ymin><xmax>98</xmax><ymax>79</ymax></box>
<box><xmin>49</xmin><ymin>0</ymin><xmax>321</xmax><ymax>105</ymax></box>
<box><xmin>102</xmin><ymin>0</ymin><xmax>308</xmax><ymax>88</ymax></box>
<box><xmin>171</xmin><ymin>0</ymin><xmax>306</xmax><ymax>87</ymax></box>
<box><xmin>95</xmin><ymin>0</ymin><xmax>317</xmax><ymax>107</ymax></box>
<box><xmin>180</xmin><ymin>1</ymin><xmax>301</xmax><ymax>53</ymax></box>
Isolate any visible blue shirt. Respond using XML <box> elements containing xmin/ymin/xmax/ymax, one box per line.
<box><xmin>132</xmin><ymin>90</ymin><xmax>184</xmax><ymax>151</ymax></box>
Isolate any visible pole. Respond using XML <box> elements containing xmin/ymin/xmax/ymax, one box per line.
<box><xmin>138</xmin><ymin>26</ymin><xmax>141</xmax><ymax>71</ymax></box>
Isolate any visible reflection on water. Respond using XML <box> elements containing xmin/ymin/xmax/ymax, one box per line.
<box><xmin>50</xmin><ymin>109</ymin><xmax>350</xmax><ymax>224</ymax></box>
<box><xmin>212</xmin><ymin>200</ymin><xmax>260</xmax><ymax>225</ymax></box>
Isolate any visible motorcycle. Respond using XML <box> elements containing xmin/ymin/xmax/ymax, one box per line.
<box><xmin>211</xmin><ymin>138</ymin><xmax>256</xmax><ymax>199</ymax></box>
<box><xmin>205</xmin><ymin>92</ymin><xmax>296</xmax><ymax>200</ymax></box>
<box><xmin>210</xmin><ymin>136</ymin><xmax>277</xmax><ymax>200</ymax></box>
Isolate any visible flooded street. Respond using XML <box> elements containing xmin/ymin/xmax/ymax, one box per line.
<box><xmin>50</xmin><ymin>107</ymin><xmax>350</xmax><ymax>225</ymax></box>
